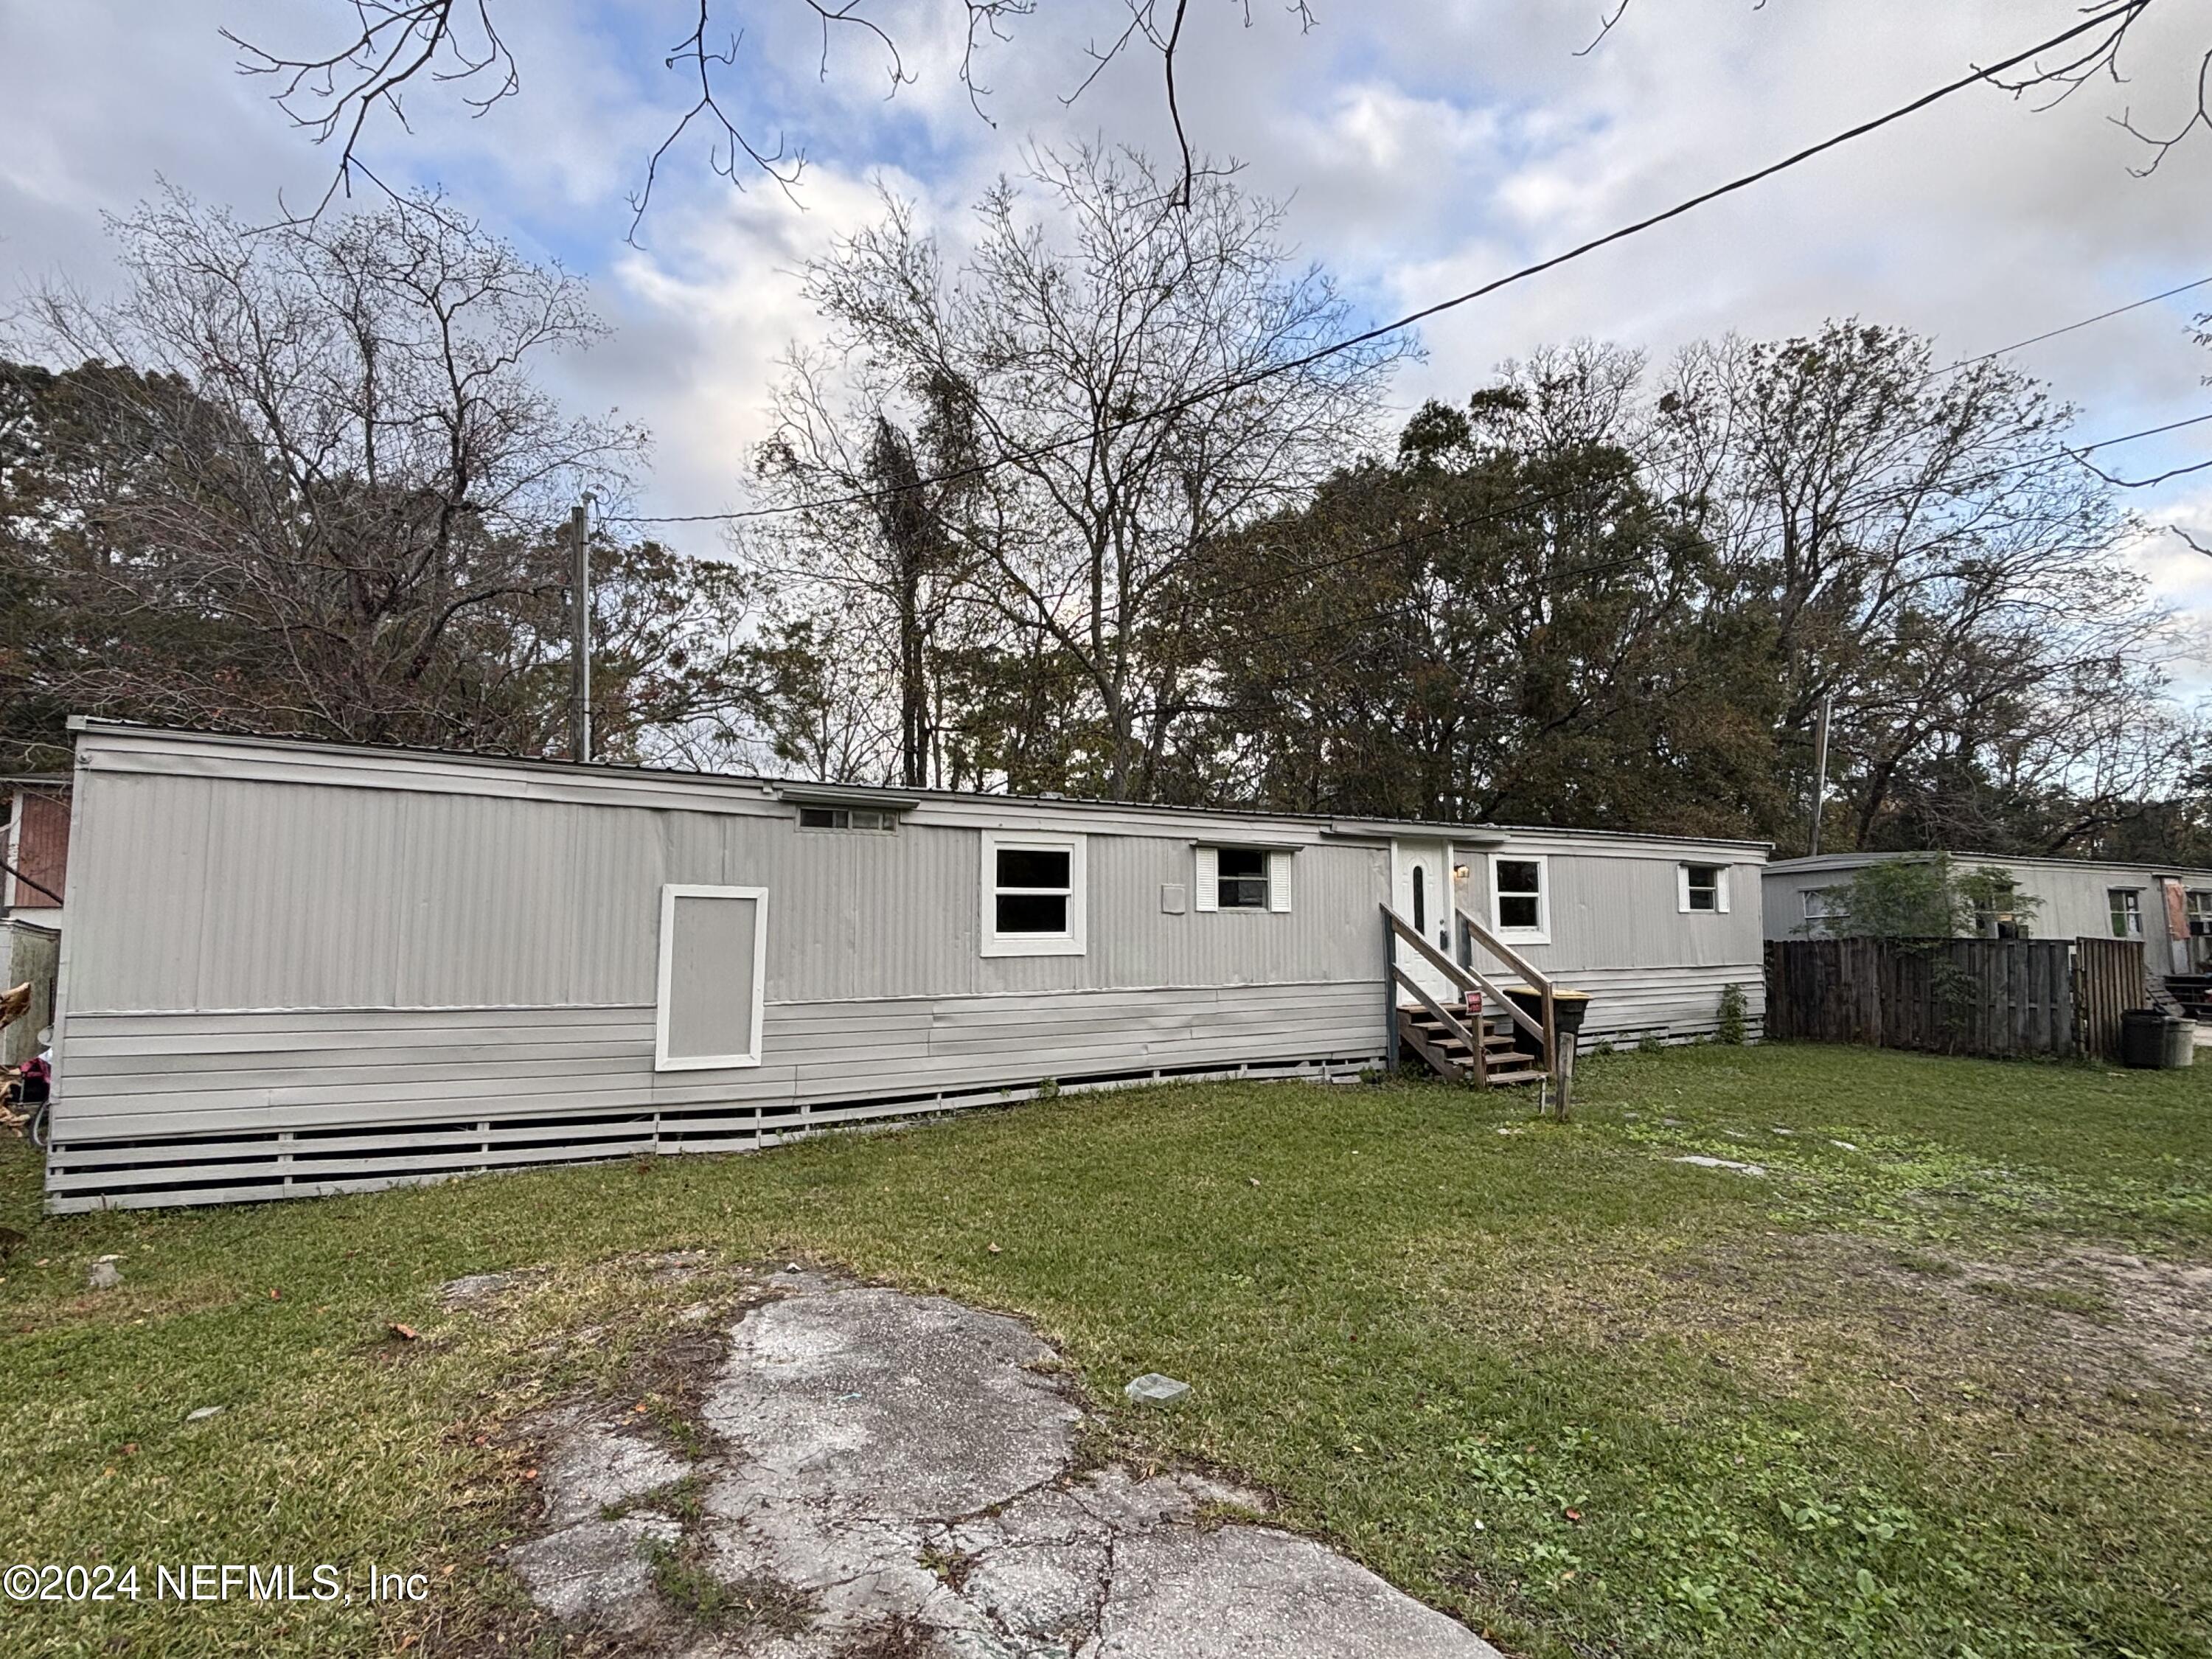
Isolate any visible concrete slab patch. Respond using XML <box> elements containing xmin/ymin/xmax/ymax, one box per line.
<box><xmin>437</xmin><ymin>1268</ymin><xmax>546</xmax><ymax>1309</ymax></box>
<box><xmin>1672</xmin><ymin>1155</ymin><xmax>1768</xmax><ymax>1176</ymax></box>
<box><xmin>529</xmin><ymin>1407</ymin><xmax>694</xmax><ymax>1528</ymax></box>
<box><xmin>506</xmin><ymin>1273</ymin><xmax>1502</xmax><ymax>1657</ymax></box>
<box><xmin>506</xmin><ymin>1514</ymin><xmax>683</xmax><ymax>1630</ymax></box>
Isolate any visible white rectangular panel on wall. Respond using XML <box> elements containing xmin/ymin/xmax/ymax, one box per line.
<box><xmin>655</xmin><ymin>884</ymin><xmax>768</xmax><ymax>1071</ymax></box>
<box><xmin>1268</xmin><ymin>850</ymin><xmax>1293</xmax><ymax>912</ymax></box>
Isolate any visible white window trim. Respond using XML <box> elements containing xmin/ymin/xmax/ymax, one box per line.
<box><xmin>1193</xmin><ymin>844</ymin><xmax>1295</xmax><ymax>915</ymax></box>
<box><xmin>653</xmin><ymin>883</ymin><xmax>768</xmax><ymax>1072</ymax></box>
<box><xmin>1677</xmin><ymin>862</ymin><xmax>1730</xmax><ymax>914</ymax></box>
<box><xmin>2110</xmin><ymin>886</ymin><xmax>2144</xmax><ymax>939</ymax></box>
<box><xmin>981</xmin><ymin>832</ymin><xmax>1087</xmax><ymax>957</ymax></box>
<box><xmin>1488</xmin><ymin>852</ymin><xmax>1551</xmax><ymax>945</ymax></box>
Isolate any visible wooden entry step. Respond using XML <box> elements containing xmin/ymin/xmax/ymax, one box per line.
<box><xmin>1399</xmin><ymin>1005</ymin><xmax>1545</xmax><ymax>1087</ymax></box>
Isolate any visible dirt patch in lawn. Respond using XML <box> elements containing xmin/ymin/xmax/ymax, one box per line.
<box><xmin>1935</xmin><ymin>1245</ymin><xmax>2212</xmax><ymax>1380</ymax></box>
<box><xmin>1674</xmin><ymin>1231</ymin><xmax>2212</xmax><ymax>1419</ymax></box>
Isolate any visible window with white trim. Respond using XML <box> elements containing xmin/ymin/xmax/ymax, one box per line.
<box><xmin>654</xmin><ymin>885</ymin><xmax>768</xmax><ymax>1071</ymax></box>
<box><xmin>2188</xmin><ymin>889</ymin><xmax>2212</xmax><ymax>938</ymax></box>
<box><xmin>2110</xmin><ymin>887</ymin><xmax>2143</xmax><ymax>939</ymax></box>
<box><xmin>1678</xmin><ymin>862</ymin><xmax>1729</xmax><ymax>914</ymax></box>
<box><xmin>1803</xmin><ymin>888</ymin><xmax>1842</xmax><ymax>925</ymax></box>
<box><xmin>981</xmin><ymin>832</ymin><xmax>1086</xmax><ymax>956</ymax></box>
<box><xmin>1193</xmin><ymin>846</ymin><xmax>1293</xmax><ymax>914</ymax></box>
<box><xmin>1489</xmin><ymin>854</ymin><xmax>1548</xmax><ymax>942</ymax></box>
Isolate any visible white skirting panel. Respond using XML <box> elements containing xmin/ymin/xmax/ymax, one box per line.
<box><xmin>46</xmin><ymin>981</ymin><xmax>1390</xmax><ymax>1211</ymax></box>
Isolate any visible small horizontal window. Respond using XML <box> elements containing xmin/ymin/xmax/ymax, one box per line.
<box><xmin>798</xmin><ymin>806</ymin><xmax>896</xmax><ymax>831</ymax></box>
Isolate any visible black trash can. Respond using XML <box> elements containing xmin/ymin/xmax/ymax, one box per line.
<box><xmin>1503</xmin><ymin>987</ymin><xmax>1593</xmax><ymax>1053</ymax></box>
<box><xmin>2121</xmin><ymin>1009</ymin><xmax>2166</xmax><ymax>1068</ymax></box>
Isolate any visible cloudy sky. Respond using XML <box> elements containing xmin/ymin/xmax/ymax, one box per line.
<box><xmin>4</xmin><ymin>0</ymin><xmax>2210</xmax><ymax>626</ymax></box>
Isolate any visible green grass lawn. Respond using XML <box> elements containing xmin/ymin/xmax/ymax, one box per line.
<box><xmin>2</xmin><ymin>1043</ymin><xmax>2208</xmax><ymax>1658</ymax></box>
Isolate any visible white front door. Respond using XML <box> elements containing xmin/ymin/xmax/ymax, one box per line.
<box><xmin>1390</xmin><ymin>838</ymin><xmax>1455</xmax><ymax>1002</ymax></box>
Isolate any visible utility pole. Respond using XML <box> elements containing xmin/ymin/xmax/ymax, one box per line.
<box><xmin>1808</xmin><ymin>691</ymin><xmax>1832</xmax><ymax>856</ymax></box>
<box><xmin>568</xmin><ymin>498</ymin><xmax>592</xmax><ymax>764</ymax></box>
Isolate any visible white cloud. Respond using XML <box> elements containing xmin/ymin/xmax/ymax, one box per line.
<box><xmin>3</xmin><ymin>0</ymin><xmax>2208</xmax><ymax>628</ymax></box>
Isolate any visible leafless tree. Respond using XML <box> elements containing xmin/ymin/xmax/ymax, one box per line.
<box><xmin>223</xmin><ymin>1</ymin><xmax>1313</xmax><ymax>236</ymax></box>
<box><xmin>18</xmin><ymin>187</ymin><xmax>650</xmax><ymax>749</ymax></box>
<box><xmin>1652</xmin><ymin>321</ymin><xmax>2188</xmax><ymax>849</ymax></box>
<box><xmin>752</xmin><ymin>355</ymin><xmax>994</xmax><ymax>788</ymax></box>
<box><xmin>779</xmin><ymin>147</ymin><xmax>1407</xmax><ymax>799</ymax></box>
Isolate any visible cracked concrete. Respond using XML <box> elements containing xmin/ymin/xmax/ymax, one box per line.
<box><xmin>509</xmin><ymin>1269</ymin><xmax>1500</xmax><ymax>1658</ymax></box>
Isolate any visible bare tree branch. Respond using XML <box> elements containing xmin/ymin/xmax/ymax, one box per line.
<box><xmin>226</xmin><ymin>1</ymin><xmax>1321</xmax><ymax>234</ymax></box>
<box><xmin>225</xmin><ymin>1</ymin><xmax>517</xmax><ymax>222</ymax></box>
<box><xmin>1574</xmin><ymin>0</ymin><xmax>1632</xmax><ymax>60</ymax></box>
<box><xmin>626</xmin><ymin>4</ymin><xmax>805</xmax><ymax>246</ymax></box>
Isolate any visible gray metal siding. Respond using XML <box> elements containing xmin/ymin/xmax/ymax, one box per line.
<box><xmin>64</xmin><ymin>771</ymin><xmax>1393</xmax><ymax>1017</ymax></box>
<box><xmin>1464</xmin><ymin>839</ymin><xmax>1764</xmax><ymax>975</ymax></box>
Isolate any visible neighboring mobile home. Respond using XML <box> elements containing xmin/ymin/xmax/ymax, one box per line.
<box><xmin>2</xmin><ymin>774</ymin><xmax>69</xmax><ymax>930</ymax></box>
<box><xmin>2</xmin><ymin>775</ymin><xmax>69</xmax><ymax>1067</ymax></box>
<box><xmin>1764</xmin><ymin>851</ymin><xmax>2212</xmax><ymax>972</ymax></box>
<box><xmin>45</xmin><ymin>723</ymin><xmax>1769</xmax><ymax>1211</ymax></box>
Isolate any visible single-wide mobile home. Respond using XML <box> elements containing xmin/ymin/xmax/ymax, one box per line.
<box><xmin>45</xmin><ymin>723</ymin><xmax>1768</xmax><ymax>1210</ymax></box>
<box><xmin>1764</xmin><ymin>851</ymin><xmax>2212</xmax><ymax>973</ymax></box>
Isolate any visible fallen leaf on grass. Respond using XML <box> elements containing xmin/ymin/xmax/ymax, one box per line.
<box><xmin>389</xmin><ymin>1323</ymin><xmax>418</xmax><ymax>1341</ymax></box>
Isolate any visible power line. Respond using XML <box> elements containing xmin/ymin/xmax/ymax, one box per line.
<box><xmin>1941</xmin><ymin>273</ymin><xmax>2212</xmax><ymax>375</ymax></box>
<box><xmin>605</xmin><ymin>0</ymin><xmax>2153</xmax><ymax>531</ymax></box>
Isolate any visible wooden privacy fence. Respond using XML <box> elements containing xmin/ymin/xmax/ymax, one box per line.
<box><xmin>1764</xmin><ymin>936</ymin><xmax>2147</xmax><ymax>1062</ymax></box>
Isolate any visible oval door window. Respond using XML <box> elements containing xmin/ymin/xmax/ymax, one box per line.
<box><xmin>1412</xmin><ymin>865</ymin><xmax>1426</xmax><ymax>933</ymax></box>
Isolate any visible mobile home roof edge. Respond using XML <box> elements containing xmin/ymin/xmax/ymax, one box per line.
<box><xmin>1767</xmin><ymin>849</ymin><xmax>2212</xmax><ymax>881</ymax></box>
<box><xmin>66</xmin><ymin>718</ymin><xmax>1772</xmax><ymax>853</ymax></box>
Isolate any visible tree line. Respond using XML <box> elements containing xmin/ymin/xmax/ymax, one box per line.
<box><xmin>3</xmin><ymin>160</ymin><xmax>2204</xmax><ymax>862</ymax></box>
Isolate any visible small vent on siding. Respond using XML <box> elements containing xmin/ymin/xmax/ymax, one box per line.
<box><xmin>43</xmin><ymin>1051</ymin><xmax>1384</xmax><ymax>1212</ymax></box>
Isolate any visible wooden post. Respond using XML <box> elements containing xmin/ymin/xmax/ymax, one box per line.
<box><xmin>1382</xmin><ymin>906</ymin><xmax>1399</xmax><ymax>1073</ymax></box>
<box><xmin>1540</xmin><ymin>982</ymin><xmax>1560</xmax><ymax>1120</ymax></box>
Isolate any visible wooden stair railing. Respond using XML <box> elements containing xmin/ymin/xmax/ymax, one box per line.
<box><xmin>1380</xmin><ymin>905</ymin><xmax>1548</xmax><ymax>1090</ymax></box>
<box><xmin>1455</xmin><ymin>905</ymin><xmax>1558</xmax><ymax>1083</ymax></box>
